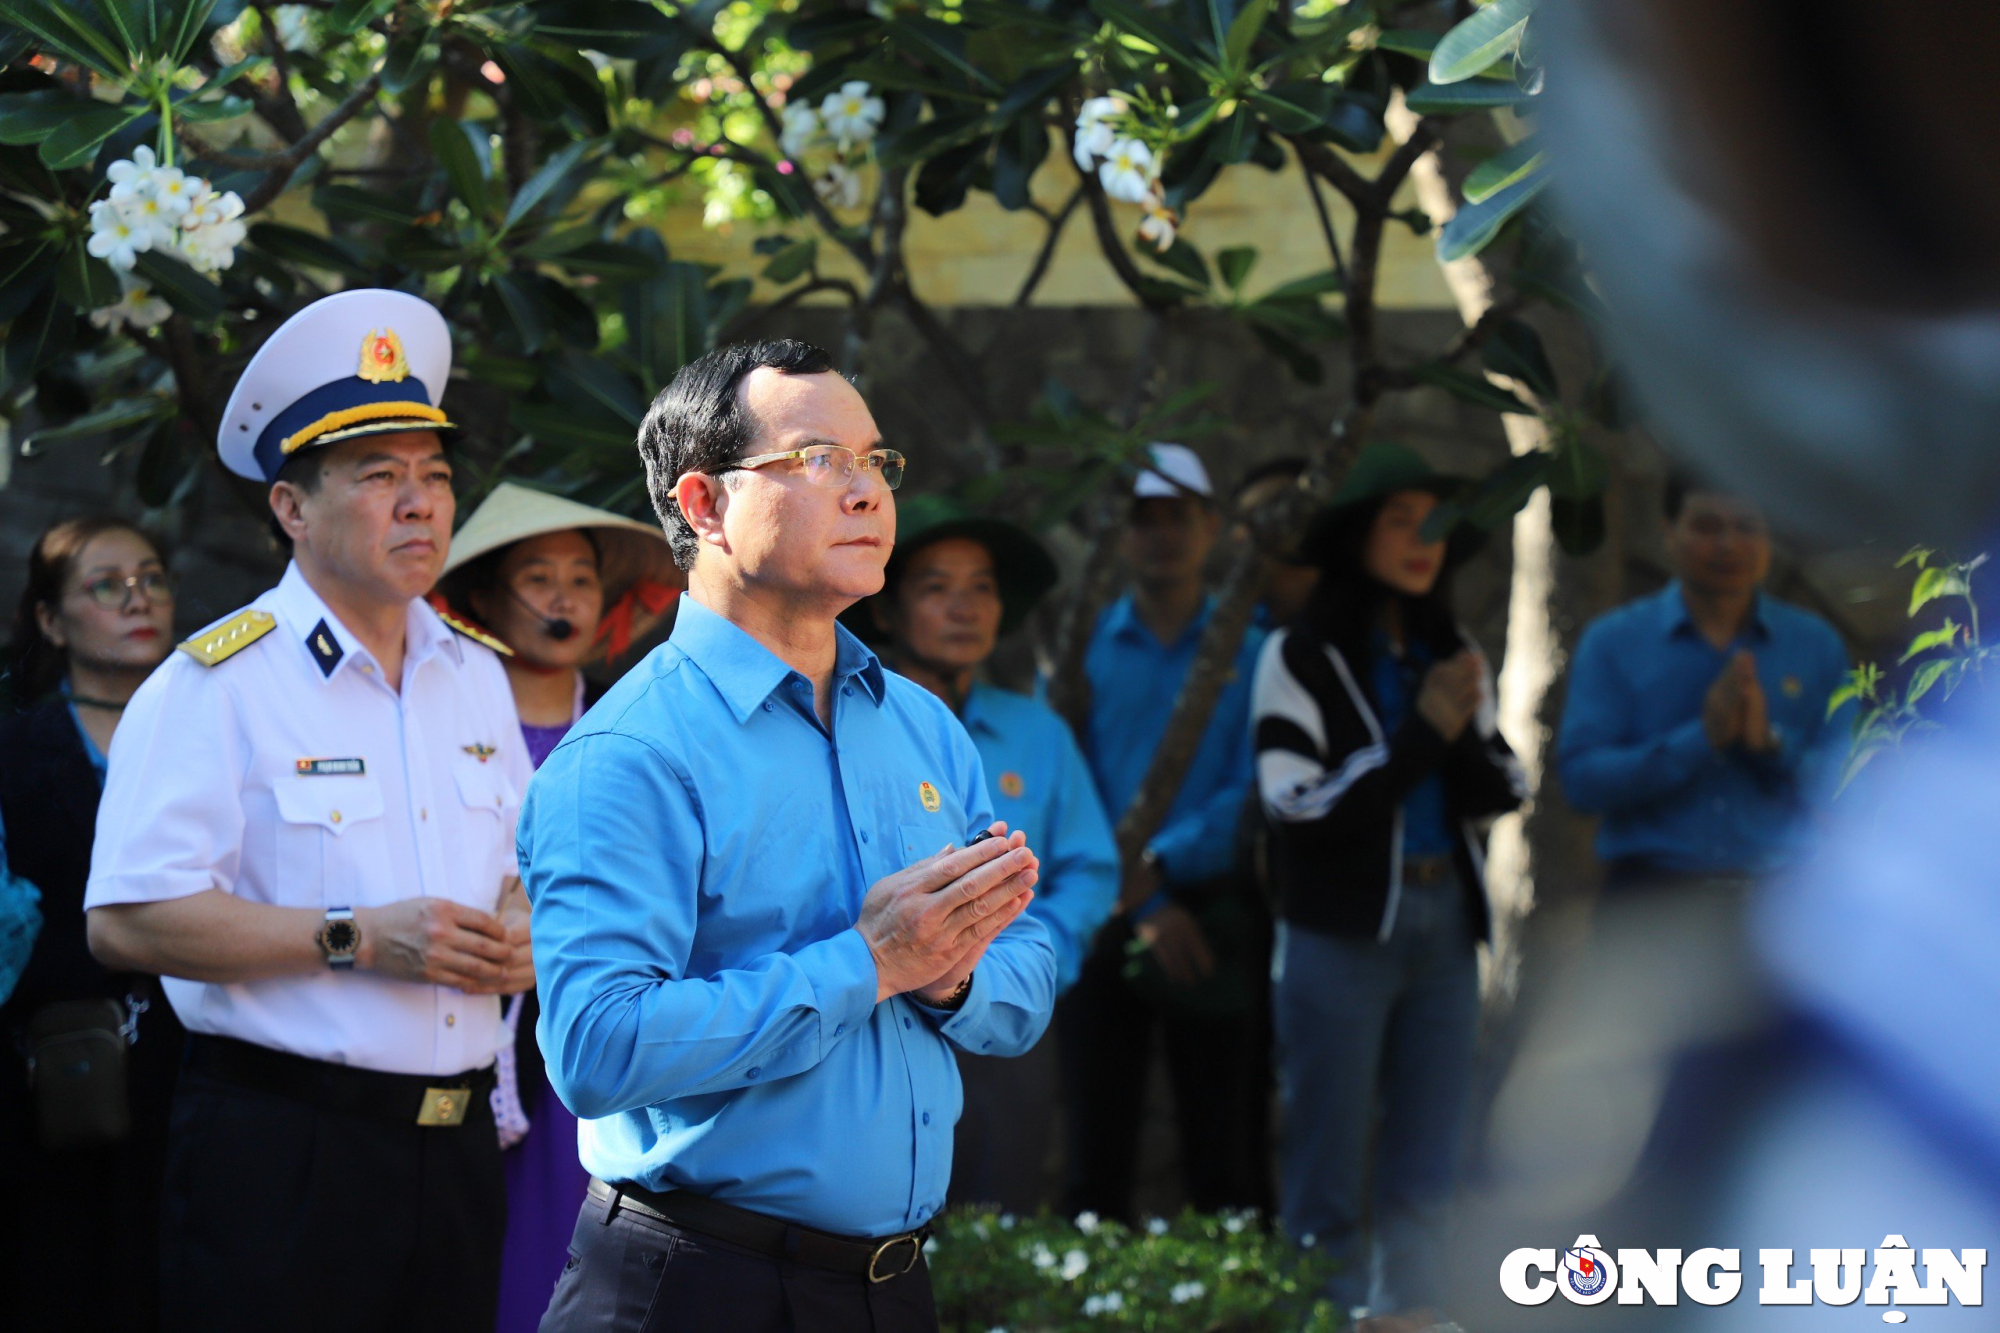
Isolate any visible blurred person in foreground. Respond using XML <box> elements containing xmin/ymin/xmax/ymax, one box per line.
<box><xmin>1250</xmin><ymin>443</ymin><xmax>1524</xmax><ymax>1330</ymax></box>
<box><xmin>849</xmin><ymin>494</ymin><xmax>1119</xmax><ymax>1213</ymax></box>
<box><xmin>1060</xmin><ymin>442</ymin><xmax>1268</xmax><ymax>1223</ymax></box>
<box><xmin>521</xmin><ymin>340</ymin><xmax>1056</xmax><ymax>1333</ymax></box>
<box><xmin>1556</xmin><ymin>475</ymin><xmax>1850</xmax><ymax>892</ymax></box>
<box><xmin>83</xmin><ymin>290</ymin><xmax>535</xmax><ymax>1333</ymax></box>
<box><xmin>431</xmin><ymin>482</ymin><xmax>679</xmax><ymax>1333</ymax></box>
<box><xmin>0</xmin><ymin>515</ymin><xmax>185</xmax><ymax>1332</ymax></box>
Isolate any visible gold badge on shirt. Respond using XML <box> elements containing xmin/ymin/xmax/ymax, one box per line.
<box><xmin>463</xmin><ymin>742</ymin><xmax>497</xmax><ymax>763</ymax></box>
<box><xmin>919</xmin><ymin>781</ymin><xmax>942</xmax><ymax>813</ymax></box>
<box><xmin>1781</xmin><ymin>676</ymin><xmax>1803</xmax><ymax>698</ymax></box>
<box><xmin>998</xmin><ymin>771</ymin><xmax>1025</xmax><ymax>799</ymax></box>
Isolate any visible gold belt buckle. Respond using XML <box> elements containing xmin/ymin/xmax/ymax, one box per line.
<box><xmin>867</xmin><ymin>1234</ymin><xmax>921</xmax><ymax>1283</ymax></box>
<box><xmin>417</xmin><ymin>1086</ymin><xmax>471</xmax><ymax>1127</ymax></box>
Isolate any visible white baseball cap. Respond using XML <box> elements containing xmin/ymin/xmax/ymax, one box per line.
<box><xmin>1133</xmin><ymin>442</ymin><xmax>1213</xmax><ymax>499</ymax></box>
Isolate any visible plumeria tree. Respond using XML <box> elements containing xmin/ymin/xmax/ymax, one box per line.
<box><xmin>0</xmin><ymin>0</ymin><xmax>1618</xmax><ymax>920</ymax></box>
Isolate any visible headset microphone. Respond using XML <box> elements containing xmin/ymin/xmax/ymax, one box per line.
<box><xmin>507</xmin><ymin>585</ymin><xmax>575</xmax><ymax>641</ymax></box>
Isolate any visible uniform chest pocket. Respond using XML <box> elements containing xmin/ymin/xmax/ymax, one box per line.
<box><xmin>273</xmin><ymin>775</ymin><xmax>384</xmax><ymax>908</ymax></box>
<box><xmin>273</xmin><ymin>774</ymin><xmax>384</xmax><ymax>834</ymax></box>
<box><xmin>453</xmin><ymin>757</ymin><xmax>519</xmax><ymax>821</ymax></box>
<box><xmin>899</xmin><ymin>822</ymin><xmax>959</xmax><ymax>869</ymax></box>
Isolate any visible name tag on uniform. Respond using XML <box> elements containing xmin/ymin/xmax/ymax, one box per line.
<box><xmin>295</xmin><ymin>757</ymin><xmax>366</xmax><ymax>777</ymax></box>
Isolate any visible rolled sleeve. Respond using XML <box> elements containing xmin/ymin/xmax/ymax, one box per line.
<box><xmin>524</xmin><ymin>732</ymin><xmax>883</xmax><ymax>1120</ymax></box>
<box><xmin>85</xmin><ymin>658</ymin><xmax>248</xmax><ymax>909</ymax></box>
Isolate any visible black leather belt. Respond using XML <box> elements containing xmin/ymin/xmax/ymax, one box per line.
<box><xmin>588</xmin><ymin>1178</ymin><xmax>929</xmax><ymax>1283</ymax></box>
<box><xmin>186</xmin><ymin>1034</ymin><xmax>495</xmax><ymax>1127</ymax></box>
<box><xmin>1403</xmin><ymin>855</ymin><xmax>1456</xmax><ymax>886</ymax></box>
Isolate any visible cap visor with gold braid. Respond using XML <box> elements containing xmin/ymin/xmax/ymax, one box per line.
<box><xmin>217</xmin><ymin>288</ymin><xmax>459</xmax><ymax>483</ymax></box>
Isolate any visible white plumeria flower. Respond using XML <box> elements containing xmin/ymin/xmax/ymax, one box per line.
<box><xmin>105</xmin><ymin>146</ymin><xmax>160</xmax><ymax>204</ymax></box>
<box><xmin>998</xmin><ymin>1215</ymin><xmax>1016</xmax><ymax>1230</ymax></box>
<box><xmin>122</xmin><ymin>190</ymin><xmax>182</xmax><ymax>246</ymax></box>
<box><xmin>1074</xmin><ymin>1211</ymin><xmax>1101</xmax><ymax>1235</ymax></box>
<box><xmin>150</xmin><ymin>166</ymin><xmax>195</xmax><ymax>216</ymax></box>
<box><xmin>1097</xmin><ymin>137</ymin><xmax>1156</xmax><ymax>204</ymax></box>
<box><xmin>86</xmin><ymin>200</ymin><xmax>154</xmax><ymax>272</ymax></box>
<box><xmin>819</xmin><ymin>81</ymin><xmax>885</xmax><ymax>148</ymax></box>
<box><xmin>1059</xmin><ymin>1248</ymin><xmax>1089</xmax><ymax>1281</ymax></box>
<box><xmin>1145</xmin><ymin>1217</ymin><xmax>1170</xmax><ymax>1236</ymax></box>
<box><xmin>1222</xmin><ymin>1213</ymin><xmax>1246</xmax><ymax>1234</ymax></box>
<box><xmin>1138</xmin><ymin>201</ymin><xmax>1177</xmax><ymax>252</ymax></box>
<box><xmin>183</xmin><ymin>183</ymin><xmax>245</xmax><ymax>232</ymax></box>
<box><xmin>1072</xmin><ymin>96</ymin><xmax>1123</xmax><ymax>171</ymax></box>
<box><xmin>179</xmin><ymin>217</ymin><xmax>246</xmax><ymax>275</ymax></box>
<box><xmin>780</xmin><ymin>101</ymin><xmax>820</xmax><ymax>158</ymax></box>
<box><xmin>1170</xmin><ymin>1281</ymin><xmax>1206</xmax><ymax>1304</ymax></box>
<box><xmin>1083</xmin><ymin>1291</ymin><xmax>1126</xmax><ymax>1315</ymax></box>
<box><xmin>1031</xmin><ymin>1243</ymin><xmax>1056</xmax><ymax>1270</ymax></box>
<box><xmin>814</xmin><ymin>162</ymin><xmax>863</xmax><ymax>210</ymax></box>
<box><xmin>89</xmin><ymin>277</ymin><xmax>171</xmax><ymax>332</ymax></box>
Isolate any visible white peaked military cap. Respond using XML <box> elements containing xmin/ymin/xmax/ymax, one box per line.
<box><xmin>217</xmin><ymin>288</ymin><xmax>457</xmax><ymax>483</ymax></box>
<box><xmin>1133</xmin><ymin>441</ymin><xmax>1214</xmax><ymax>499</ymax></box>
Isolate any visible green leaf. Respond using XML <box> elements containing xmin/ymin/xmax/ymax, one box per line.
<box><xmin>38</xmin><ymin>102</ymin><xmax>143</xmax><ymax>170</ymax></box>
<box><xmin>19</xmin><ymin>394</ymin><xmax>174</xmax><ymax>450</ymax></box>
<box><xmin>761</xmin><ymin>238</ymin><xmax>818</xmax><ymax>285</ymax></box>
<box><xmin>1896</xmin><ymin>546</ymin><xmax>1934</xmax><ymax>570</ymax></box>
<box><xmin>1254</xmin><ymin>269</ymin><xmax>1343</xmax><ymax>303</ymax></box>
<box><xmin>990</xmin><ymin>116</ymin><xmax>1049</xmax><ymax>212</ymax></box>
<box><xmin>1546</xmin><ymin>436</ymin><xmax>1607</xmax><ymax>499</ymax></box>
<box><xmin>1826</xmin><ymin>668</ymin><xmax>1876</xmax><ymax>721</ymax></box>
<box><xmin>429</xmin><ymin>118</ymin><xmax>488</xmax><ymax>215</ymax></box>
<box><xmin>172</xmin><ymin>93</ymin><xmax>253</xmax><ymax>123</ymax></box>
<box><xmin>161</xmin><ymin>0</ymin><xmax>221</xmax><ymax>65</ymax></box>
<box><xmin>501</xmin><ymin>139</ymin><xmax>591</xmax><ymax>234</ymax></box>
<box><xmin>511</xmin><ymin>399</ymin><xmax>631</xmax><ymax>452</ymax></box>
<box><xmin>1910</xmin><ymin>564</ymin><xmax>1971</xmax><ymax>616</ymax></box>
<box><xmin>248</xmin><ymin>222</ymin><xmax>375</xmax><ymax>282</ymax></box>
<box><xmin>1245</xmin><ymin>87</ymin><xmax>1327</xmax><ymax>136</ymax></box>
<box><xmin>381</xmin><ymin>30</ymin><xmax>440</xmax><ymax>97</ymax></box>
<box><xmin>0</xmin><ymin>89</ymin><xmax>96</xmax><ymax>145</ymax></box>
<box><xmin>1551</xmin><ymin>493</ymin><xmax>1605</xmax><ymax>555</ymax></box>
<box><xmin>1906</xmin><ymin>657</ymin><xmax>1955</xmax><ymax>708</ymax></box>
<box><xmin>1143</xmin><ymin>238</ymin><xmax>1211</xmax><ymax>291</ymax></box>
<box><xmin>1429</xmin><ymin>0</ymin><xmax>1532</xmax><ymax>84</ymax></box>
<box><xmin>329</xmin><ymin>0</ymin><xmax>397</xmax><ymax>35</ymax></box>
<box><xmin>314</xmin><ymin>183</ymin><xmax>421</xmax><ymax>226</ymax></box>
<box><xmin>1088</xmin><ymin>0</ymin><xmax>1224</xmax><ymax>79</ymax></box>
<box><xmin>530</xmin><ymin>0</ymin><xmax>684</xmax><ymax>59</ymax></box>
<box><xmin>1482</xmin><ymin>317</ymin><xmax>1557</xmax><ymax>400</ymax></box>
<box><xmin>837</xmin><ymin>60</ymin><xmax>988</xmax><ymax>105</ymax></box>
<box><xmin>877</xmin><ymin>112</ymin><xmax>990</xmax><ymax>173</ymax></box>
<box><xmin>1900</xmin><ymin>620</ymin><xmax>1962</xmax><ymax>664</ymax></box>
<box><xmin>3</xmin><ymin>285</ymin><xmax>72</xmax><ymax>385</ymax></box>
<box><xmin>1463</xmin><ymin>137</ymin><xmax>1543</xmax><ymax>204</ymax></box>
<box><xmin>1215</xmin><ymin>246</ymin><xmax>1257</xmax><ymax>292</ymax></box>
<box><xmin>1375</xmin><ymin>29</ymin><xmax>1440</xmax><ymax>60</ymax></box>
<box><xmin>622</xmin><ymin>258</ymin><xmax>712</xmax><ymax>384</ymax></box>
<box><xmin>491</xmin><ymin>272</ymin><xmax>549</xmax><ymax>352</ymax></box>
<box><xmin>1224</xmin><ymin>0</ymin><xmax>1272</xmax><ymax>71</ymax></box>
<box><xmin>130</xmin><ymin>250</ymin><xmax>224</xmax><ymax>321</ymax></box>
<box><xmin>460</xmin><ymin>348</ymin><xmax>540</xmax><ymax>393</ymax></box>
<box><xmin>1403</xmin><ymin>80</ymin><xmax>1534</xmax><ymax>115</ymax></box>
<box><xmin>1410</xmin><ymin>362</ymin><xmax>1536</xmax><ymax>416</ymax></box>
<box><xmin>1436</xmin><ymin>167</ymin><xmax>1548</xmax><ymax>263</ymax></box>
<box><xmin>884</xmin><ymin>17</ymin><xmax>1004</xmax><ymax>94</ymax></box>
<box><xmin>0</xmin><ymin>0</ymin><xmax>128</xmax><ymax>79</ymax></box>
<box><xmin>0</xmin><ymin>240</ymin><xmax>55</xmax><ymax>296</ymax></box>
<box><xmin>533</xmin><ymin>239</ymin><xmax>663</xmax><ymax>280</ymax></box>
<box><xmin>54</xmin><ymin>240</ymin><xmax>120</xmax><ymax>309</ymax></box>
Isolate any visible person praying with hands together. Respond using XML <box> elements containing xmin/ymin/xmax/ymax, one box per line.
<box><xmin>519</xmin><ymin>340</ymin><xmax>1055</xmax><ymax>1333</ymax></box>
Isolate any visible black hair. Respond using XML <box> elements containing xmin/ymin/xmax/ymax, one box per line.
<box><xmin>1234</xmin><ymin>455</ymin><xmax>1310</xmax><ymax>499</ymax></box>
<box><xmin>635</xmin><ymin>339</ymin><xmax>838</xmax><ymax>570</ymax></box>
<box><xmin>1662</xmin><ymin>465</ymin><xmax>1755</xmax><ymax>522</ymax></box>
<box><xmin>1296</xmin><ymin>496</ymin><xmax>1464</xmax><ymax>685</ymax></box>
<box><xmin>435</xmin><ymin>528</ymin><xmax>603</xmax><ymax>629</ymax></box>
<box><xmin>266</xmin><ymin>446</ymin><xmax>328</xmax><ymax>550</ymax></box>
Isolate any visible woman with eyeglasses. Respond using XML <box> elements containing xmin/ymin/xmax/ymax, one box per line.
<box><xmin>0</xmin><ymin>513</ymin><xmax>188</xmax><ymax>1332</ymax></box>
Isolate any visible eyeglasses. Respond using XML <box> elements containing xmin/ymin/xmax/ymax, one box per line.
<box><xmin>724</xmin><ymin>445</ymin><xmax>906</xmax><ymax>491</ymax></box>
<box><xmin>75</xmin><ymin>571</ymin><xmax>172</xmax><ymax>608</ymax></box>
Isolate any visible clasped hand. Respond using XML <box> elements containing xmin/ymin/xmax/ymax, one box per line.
<box><xmin>857</xmin><ymin>823</ymin><xmax>1039</xmax><ymax>1006</ymax></box>
<box><xmin>354</xmin><ymin>876</ymin><xmax>534</xmax><ymax>995</ymax></box>
<box><xmin>1703</xmin><ymin>649</ymin><xmax>1777</xmax><ymax>753</ymax></box>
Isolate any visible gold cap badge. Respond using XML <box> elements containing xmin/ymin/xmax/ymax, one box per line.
<box><xmin>919</xmin><ymin>781</ymin><xmax>941</xmax><ymax>813</ymax></box>
<box><xmin>358</xmin><ymin>327</ymin><xmax>410</xmax><ymax>383</ymax></box>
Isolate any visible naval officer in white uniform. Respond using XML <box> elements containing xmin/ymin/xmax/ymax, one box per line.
<box><xmin>84</xmin><ymin>289</ymin><xmax>534</xmax><ymax>1333</ymax></box>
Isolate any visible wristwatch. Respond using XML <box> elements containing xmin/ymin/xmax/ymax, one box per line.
<box><xmin>317</xmin><ymin>906</ymin><xmax>359</xmax><ymax>970</ymax></box>
<box><xmin>932</xmin><ymin>972</ymin><xmax>974</xmax><ymax>1011</ymax></box>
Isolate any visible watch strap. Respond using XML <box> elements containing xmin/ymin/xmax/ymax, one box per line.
<box><xmin>322</xmin><ymin>906</ymin><xmax>358</xmax><ymax>970</ymax></box>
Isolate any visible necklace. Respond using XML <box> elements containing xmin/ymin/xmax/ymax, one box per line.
<box><xmin>69</xmin><ymin>695</ymin><xmax>128</xmax><ymax>711</ymax></box>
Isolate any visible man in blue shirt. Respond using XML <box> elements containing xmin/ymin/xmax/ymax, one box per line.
<box><xmin>1557</xmin><ymin>476</ymin><xmax>1851</xmax><ymax>886</ymax></box>
<box><xmin>852</xmin><ymin>494</ymin><xmax>1119</xmax><ymax>1212</ymax></box>
<box><xmin>520</xmin><ymin>341</ymin><xmax>1057</xmax><ymax>1333</ymax></box>
<box><xmin>1060</xmin><ymin>443</ymin><xmax>1266</xmax><ymax>1222</ymax></box>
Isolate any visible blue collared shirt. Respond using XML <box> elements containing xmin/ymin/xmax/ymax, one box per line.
<box><xmin>1556</xmin><ymin>582</ymin><xmax>1851</xmax><ymax>875</ymax></box>
<box><xmin>519</xmin><ymin>598</ymin><xmax>1056</xmax><ymax>1236</ymax></box>
<box><xmin>958</xmin><ymin>682</ymin><xmax>1118</xmax><ymax>993</ymax></box>
<box><xmin>1082</xmin><ymin>594</ymin><xmax>1264</xmax><ymax>885</ymax></box>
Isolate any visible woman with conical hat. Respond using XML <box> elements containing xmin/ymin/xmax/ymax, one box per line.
<box><xmin>845</xmin><ymin>494</ymin><xmax>1119</xmax><ymax>1214</ymax></box>
<box><xmin>1250</xmin><ymin>442</ymin><xmax>1524</xmax><ymax>1327</ymax></box>
<box><xmin>430</xmin><ymin>481</ymin><xmax>679</xmax><ymax>1333</ymax></box>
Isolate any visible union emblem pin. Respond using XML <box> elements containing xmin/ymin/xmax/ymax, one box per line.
<box><xmin>919</xmin><ymin>781</ymin><xmax>942</xmax><ymax>812</ymax></box>
<box><xmin>999</xmin><ymin>771</ymin><xmax>1025</xmax><ymax>798</ymax></box>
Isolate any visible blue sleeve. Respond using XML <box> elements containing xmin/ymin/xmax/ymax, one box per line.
<box><xmin>1026</xmin><ymin>719</ymin><xmax>1119</xmax><ymax>994</ymax></box>
<box><xmin>0</xmin><ymin>802</ymin><xmax>45</xmax><ymax>1007</ymax></box>
<box><xmin>917</xmin><ymin>723</ymin><xmax>1056</xmax><ymax>1057</ymax></box>
<box><xmin>1556</xmin><ymin>620</ymin><xmax>1712</xmax><ymax>814</ymax></box>
<box><xmin>1147</xmin><ymin>637</ymin><xmax>1259</xmax><ymax>885</ymax></box>
<box><xmin>522</xmin><ymin>732</ymin><xmax>882</xmax><ymax>1121</ymax></box>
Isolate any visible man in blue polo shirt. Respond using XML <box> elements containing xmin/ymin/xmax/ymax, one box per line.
<box><xmin>520</xmin><ymin>340</ymin><xmax>1056</xmax><ymax>1333</ymax></box>
<box><xmin>1557</xmin><ymin>475</ymin><xmax>1852</xmax><ymax>887</ymax></box>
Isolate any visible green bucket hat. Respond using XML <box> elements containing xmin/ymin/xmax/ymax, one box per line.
<box><xmin>1297</xmin><ymin>442</ymin><xmax>1477</xmax><ymax>567</ymax></box>
<box><xmin>844</xmin><ymin>494</ymin><xmax>1060</xmax><ymax>642</ymax></box>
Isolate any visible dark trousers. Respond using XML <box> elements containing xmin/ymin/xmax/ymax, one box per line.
<box><xmin>539</xmin><ymin>1185</ymin><xmax>938</xmax><ymax>1333</ymax></box>
<box><xmin>1056</xmin><ymin>920</ymin><xmax>1261</xmax><ymax>1222</ymax></box>
<box><xmin>948</xmin><ymin>1035</ymin><xmax>1058</xmax><ymax>1214</ymax></box>
<box><xmin>159</xmin><ymin>1066</ymin><xmax>506</xmax><ymax>1333</ymax></box>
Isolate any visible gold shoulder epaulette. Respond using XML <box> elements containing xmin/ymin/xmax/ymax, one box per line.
<box><xmin>436</xmin><ymin>609</ymin><xmax>515</xmax><ymax>657</ymax></box>
<box><xmin>177</xmin><ymin>609</ymin><xmax>278</xmax><ymax>666</ymax></box>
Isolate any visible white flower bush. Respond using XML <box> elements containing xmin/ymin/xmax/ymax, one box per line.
<box><xmin>88</xmin><ymin>277</ymin><xmax>171</xmax><ymax>333</ymax></box>
<box><xmin>814</xmin><ymin>162</ymin><xmax>863</xmax><ymax>210</ymax></box>
<box><xmin>1073</xmin><ymin>97</ymin><xmax>1182</xmax><ymax>252</ymax></box>
<box><xmin>767</xmin><ymin>82</ymin><xmax>881</xmax><ymax>218</ymax></box>
<box><xmin>1169</xmin><ymin>1280</ymin><xmax>1207</xmax><ymax>1304</ymax></box>
<box><xmin>1072</xmin><ymin>96</ymin><xmax>1125</xmax><ymax>171</ymax></box>
<box><xmin>819</xmin><ymin>80</ymin><xmax>885</xmax><ymax>149</ymax></box>
<box><xmin>1097</xmin><ymin>137</ymin><xmax>1155</xmax><ymax>204</ymax></box>
<box><xmin>1082</xmin><ymin>1291</ymin><xmax>1126</xmax><ymax>1316</ymax></box>
<box><xmin>780</xmin><ymin>101</ymin><xmax>820</xmax><ymax>159</ymax></box>
<box><xmin>87</xmin><ymin>147</ymin><xmax>247</xmax><ymax>306</ymax></box>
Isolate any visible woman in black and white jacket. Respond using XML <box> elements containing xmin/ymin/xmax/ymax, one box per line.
<box><xmin>1250</xmin><ymin>444</ymin><xmax>1524</xmax><ymax>1326</ymax></box>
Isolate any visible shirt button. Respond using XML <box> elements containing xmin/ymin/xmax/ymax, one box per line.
<box><xmin>902</xmin><ymin>1017</ymin><xmax>911</xmax><ymax>1030</ymax></box>
<box><xmin>747</xmin><ymin>1066</ymin><xmax>762</xmax><ymax>1079</ymax></box>
<box><xmin>921</xmin><ymin>1111</ymin><xmax>931</xmax><ymax>1125</ymax></box>
<box><xmin>445</xmin><ymin>1013</ymin><xmax>456</xmax><ymax>1027</ymax></box>
<box><xmin>843</xmin><ymin>686</ymin><xmax>852</xmax><ymax>697</ymax></box>
<box><xmin>859</xmin><ymin>831</ymin><xmax>870</xmax><ymax>844</ymax></box>
<box><xmin>360</xmin><ymin>663</ymin><xmax>374</xmax><ymax>674</ymax></box>
<box><xmin>421</xmin><ymin>808</ymin><xmax>428</xmax><ymax>821</ymax></box>
<box><xmin>330</xmin><ymin>810</ymin><xmax>342</xmax><ymax>824</ymax></box>
<box><xmin>835</xmin><ymin>1023</ymin><xmax>845</xmax><ymax>1036</ymax></box>
<box><xmin>763</xmin><ymin>702</ymin><xmax>774</xmax><ymax>712</ymax></box>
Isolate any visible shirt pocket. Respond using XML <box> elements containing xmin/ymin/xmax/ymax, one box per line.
<box><xmin>899</xmin><ymin>822</ymin><xmax>958</xmax><ymax>870</ymax></box>
<box><xmin>272</xmin><ymin>775</ymin><xmax>385</xmax><ymax>907</ymax></box>
<box><xmin>452</xmin><ymin>755</ymin><xmax>520</xmax><ymax>824</ymax></box>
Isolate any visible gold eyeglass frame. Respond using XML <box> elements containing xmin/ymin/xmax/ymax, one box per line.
<box><xmin>725</xmin><ymin>444</ymin><xmax>907</xmax><ymax>490</ymax></box>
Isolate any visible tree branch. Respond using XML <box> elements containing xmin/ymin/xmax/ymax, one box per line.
<box><xmin>1012</xmin><ymin>185</ymin><xmax>1084</xmax><ymax>308</ymax></box>
<box><xmin>1302</xmin><ymin>159</ymin><xmax>1347</xmax><ymax>284</ymax></box>
<box><xmin>230</xmin><ymin>71</ymin><xmax>384</xmax><ymax>213</ymax></box>
<box><xmin>719</xmin><ymin>276</ymin><xmax>862</xmax><ymax>343</ymax></box>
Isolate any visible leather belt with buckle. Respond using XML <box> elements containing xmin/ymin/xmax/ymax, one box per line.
<box><xmin>1403</xmin><ymin>855</ymin><xmax>1455</xmax><ymax>887</ymax></box>
<box><xmin>588</xmin><ymin>1178</ymin><xmax>929</xmax><ymax>1283</ymax></box>
<box><xmin>186</xmin><ymin>1034</ymin><xmax>493</xmax><ymax>1127</ymax></box>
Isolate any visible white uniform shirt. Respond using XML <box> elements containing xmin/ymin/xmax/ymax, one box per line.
<box><xmin>85</xmin><ymin>562</ymin><xmax>530</xmax><ymax>1076</ymax></box>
